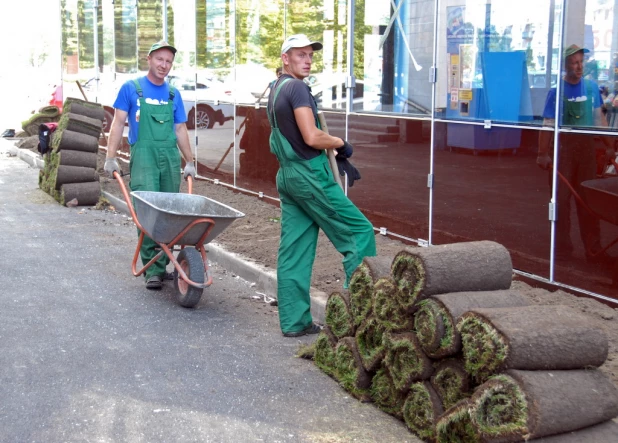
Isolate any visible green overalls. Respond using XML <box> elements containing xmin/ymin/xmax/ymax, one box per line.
<box><xmin>267</xmin><ymin>78</ymin><xmax>376</xmax><ymax>334</ymax></box>
<box><xmin>129</xmin><ymin>80</ymin><xmax>181</xmax><ymax>280</ymax></box>
<box><xmin>555</xmin><ymin>79</ymin><xmax>601</xmax><ymax>253</ymax></box>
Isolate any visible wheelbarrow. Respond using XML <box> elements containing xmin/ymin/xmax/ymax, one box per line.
<box><xmin>113</xmin><ymin>171</ymin><xmax>245</xmax><ymax>308</ymax></box>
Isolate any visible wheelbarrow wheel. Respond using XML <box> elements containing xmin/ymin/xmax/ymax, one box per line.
<box><xmin>174</xmin><ymin>247</ymin><xmax>204</xmax><ymax>308</ymax></box>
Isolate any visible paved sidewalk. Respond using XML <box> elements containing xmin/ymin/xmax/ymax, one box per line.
<box><xmin>0</xmin><ymin>139</ymin><xmax>418</xmax><ymax>442</ymax></box>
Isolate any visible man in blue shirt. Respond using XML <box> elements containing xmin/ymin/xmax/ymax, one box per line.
<box><xmin>537</xmin><ymin>44</ymin><xmax>614</xmax><ymax>262</ymax></box>
<box><xmin>104</xmin><ymin>41</ymin><xmax>196</xmax><ymax>289</ymax></box>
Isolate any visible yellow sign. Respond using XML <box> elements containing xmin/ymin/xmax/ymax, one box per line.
<box><xmin>459</xmin><ymin>89</ymin><xmax>473</xmax><ymax>100</ymax></box>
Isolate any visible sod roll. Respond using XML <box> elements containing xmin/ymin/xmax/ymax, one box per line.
<box><xmin>53</xmin><ymin>166</ymin><xmax>98</xmax><ymax>190</ymax></box>
<box><xmin>415</xmin><ymin>290</ymin><xmax>529</xmax><ymax>359</ymax></box>
<box><xmin>383</xmin><ymin>332</ymin><xmax>433</xmax><ymax>391</ymax></box>
<box><xmin>370</xmin><ymin>368</ymin><xmax>407</xmax><ymax>418</ymax></box>
<box><xmin>325</xmin><ymin>291</ymin><xmax>355</xmax><ymax>339</ymax></box>
<box><xmin>63</xmin><ymin>99</ymin><xmax>105</xmax><ymax>121</ymax></box>
<box><xmin>529</xmin><ymin>420</ymin><xmax>618</xmax><ymax>442</ymax></box>
<box><xmin>52</xmin><ymin>129</ymin><xmax>99</xmax><ymax>153</ymax></box>
<box><xmin>391</xmin><ymin>241</ymin><xmax>513</xmax><ymax>309</ymax></box>
<box><xmin>373</xmin><ymin>276</ymin><xmax>413</xmax><ymax>331</ymax></box>
<box><xmin>430</xmin><ymin>358</ymin><xmax>472</xmax><ymax>411</ymax></box>
<box><xmin>458</xmin><ymin>305</ymin><xmax>608</xmax><ymax>382</ymax></box>
<box><xmin>402</xmin><ymin>380</ymin><xmax>444</xmax><ymax>442</ymax></box>
<box><xmin>54</xmin><ymin>150</ymin><xmax>98</xmax><ymax>169</ymax></box>
<box><xmin>469</xmin><ymin>369</ymin><xmax>618</xmax><ymax>442</ymax></box>
<box><xmin>61</xmin><ymin>181</ymin><xmax>101</xmax><ymax>206</ymax></box>
<box><xmin>334</xmin><ymin>337</ymin><xmax>372</xmax><ymax>401</ymax></box>
<box><xmin>355</xmin><ymin>316</ymin><xmax>387</xmax><ymax>372</ymax></box>
<box><xmin>436</xmin><ymin>399</ymin><xmax>482</xmax><ymax>443</ymax></box>
<box><xmin>58</xmin><ymin>112</ymin><xmax>103</xmax><ymax>138</ymax></box>
<box><xmin>349</xmin><ymin>256</ymin><xmax>393</xmax><ymax>327</ymax></box>
<box><xmin>314</xmin><ymin>327</ymin><xmax>338</xmax><ymax>378</ymax></box>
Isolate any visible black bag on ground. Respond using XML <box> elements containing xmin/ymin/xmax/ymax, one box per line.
<box><xmin>37</xmin><ymin>122</ymin><xmax>58</xmax><ymax>155</ymax></box>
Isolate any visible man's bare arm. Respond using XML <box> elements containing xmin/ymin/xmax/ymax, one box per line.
<box><xmin>106</xmin><ymin>109</ymin><xmax>128</xmax><ymax>158</ymax></box>
<box><xmin>175</xmin><ymin>122</ymin><xmax>193</xmax><ymax>162</ymax></box>
<box><xmin>294</xmin><ymin>106</ymin><xmax>345</xmax><ymax>149</ymax></box>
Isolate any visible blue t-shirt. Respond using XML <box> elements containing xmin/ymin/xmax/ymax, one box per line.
<box><xmin>113</xmin><ymin>76</ymin><xmax>187</xmax><ymax>145</ymax></box>
<box><xmin>542</xmin><ymin>79</ymin><xmax>601</xmax><ymax>121</ymax></box>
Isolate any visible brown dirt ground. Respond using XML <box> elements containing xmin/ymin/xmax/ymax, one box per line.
<box><xmin>14</xmin><ymin>135</ymin><xmax>618</xmax><ymax>387</ymax></box>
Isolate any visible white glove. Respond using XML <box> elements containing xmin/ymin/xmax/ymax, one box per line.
<box><xmin>104</xmin><ymin>158</ymin><xmax>121</xmax><ymax>178</ymax></box>
<box><xmin>183</xmin><ymin>162</ymin><xmax>196</xmax><ymax>180</ymax></box>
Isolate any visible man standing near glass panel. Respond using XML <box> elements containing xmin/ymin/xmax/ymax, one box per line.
<box><xmin>104</xmin><ymin>41</ymin><xmax>196</xmax><ymax>290</ymax></box>
<box><xmin>537</xmin><ymin>44</ymin><xmax>614</xmax><ymax>262</ymax></box>
<box><xmin>267</xmin><ymin>34</ymin><xmax>376</xmax><ymax>337</ymax></box>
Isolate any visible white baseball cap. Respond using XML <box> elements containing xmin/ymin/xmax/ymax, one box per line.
<box><xmin>281</xmin><ymin>34</ymin><xmax>323</xmax><ymax>55</ymax></box>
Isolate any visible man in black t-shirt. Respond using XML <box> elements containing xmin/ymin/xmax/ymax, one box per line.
<box><xmin>267</xmin><ymin>34</ymin><xmax>376</xmax><ymax>337</ymax></box>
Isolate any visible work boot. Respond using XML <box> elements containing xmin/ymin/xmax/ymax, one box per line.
<box><xmin>146</xmin><ymin>275</ymin><xmax>163</xmax><ymax>290</ymax></box>
<box><xmin>283</xmin><ymin>323</ymin><xmax>322</xmax><ymax>338</ymax></box>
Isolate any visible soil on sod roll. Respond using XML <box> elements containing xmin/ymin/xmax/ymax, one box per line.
<box><xmin>52</xmin><ymin>165</ymin><xmax>98</xmax><ymax>190</ymax></box>
<box><xmin>57</xmin><ymin>112</ymin><xmax>103</xmax><ymax>139</ymax></box>
<box><xmin>355</xmin><ymin>316</ymin><xmax>387</xmax><ymax>372</ymax></box>
<box><xmin>458</xmin><ymin>304</ymin><xmax>608</xmax><ymax>382</ymax></box>
<box><xmin>324</xmin><ymin>291</ymin><xmax>355</xmax><ymax>339</ymax></box>
<box><xmin>402</xmin><ymin>380</ymin><xmax>444</xmax><ymax>442</ymax></box>
<box><xmin>53</xmin><ymin>150</ymin><xmax>98</xmax><ymax>169</ymax></box>
<box><xmin>530</xmin><ymin>419</ymin><xmax>618</xmax><ymax>443</ymax></box>
<box><xmin>51</xmin><ymin>129</ymin><xmax>99</xmax><ymax>153</ymax></box>
<box><xmin>63</xmin><ymin>99</ymin><xmax>105</xmax><ymax>121</ymax></box>
<box><xmin>391</xmin><ymin>241</ymin><xmax>512</xmax><ymax>309</ymax></box>
<box><xmin>373</xmin><ymin>276</ymin><xmax>414</xmax><ymax>331</ymax></box>
<box><xmin>415</xmin><ymin>290</ymin><xmax>529</xmax><ymax>359</ymax></box>
<box><xmin>348</xmin><ymin>255</ymin><xmax>394</xmax><ymax>327</ymax></box>
<box><xmin>370</xmin><ymin>368</ymin><xmax>407</xmax><ymax>419</ymax></box>
<box><xmin>314</xmin><ymin>328</ymin><xmax>338</xmax><ymax>378</ymax></box>
<box><xmin>435</xmin><ymin>399</ymin><xmax>481</xmax><ymax>443</ymax></box>
<box><xmin>470</xmin><ymin>369</ymin><xmax>618</xmax><ymax>442</ymax></box>
<box><xmin>382</xmin><ymin>331</ymin><xmax>433</xmax><ymax>391</ymax></box>
<box><xmin>430</xmin><ymin>358</ymin><xmax>472</xmax><ymax>411</ymax></box>
<box><xmin>334</xmin><ymin>336</ymin><xmax>372</xmax><ymax>401</ymax></box>
<box><xmin>61</xmin><ymin>181</ymin><xmax>101</xmax><ymax>206</ymax></box>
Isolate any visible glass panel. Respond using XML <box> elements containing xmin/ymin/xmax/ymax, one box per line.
<box><xmin>114</xmin><ymin>0</ymin><xmax>138</xmax><ymax>74</ymax></box>
<box><xmin>354</xmin><ymin>0</ymin><xmax>435</xmax><ymax>115</ymax></box>
<box><xmin>234</xmin><ymin>105</ymin><xmax>279</xmax><ymax>198</ymax></box>
<box><xmin>553</xmin><ymin>132</ymin><xmax>618</xmax><ymax>298</ymax></box>
<box><xmin>433</xmin><ymin>122</ymin><xmax>551</xmax><ymax>278</ymax></box>
<box><xmin>436</xmin><ymin>0</ymin><xmax>560</xmax><ymax>124</ymax></box>
<box><xmin>137</xmin><ymin>0</ymin><xmax>164</xmax><ymax>72</ymax></box>
<box><xmin>346</xmin><ymin>114</ymin><xmax>430</xmax><ymax>241</ymax></box>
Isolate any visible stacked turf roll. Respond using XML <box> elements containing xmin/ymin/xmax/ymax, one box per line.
<box><xmin>39</xmin><ymin>97</ymin><xmax>104</xmax><ymax>206</ymax></box>
<box><xmin>312</xmin><ymin>240</ymin><xmax>618</xmax><ymax>442</ymax></box>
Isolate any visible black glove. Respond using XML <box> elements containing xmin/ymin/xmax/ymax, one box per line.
<box><xmin>336</xmin><ymin>157</ymin><xmax>361</xmax><ymax>187</ymax></box>
<box><xmin>336</xmin><ymin>139</ymin><xmax>354</xmax><ymax>159</ymax></box>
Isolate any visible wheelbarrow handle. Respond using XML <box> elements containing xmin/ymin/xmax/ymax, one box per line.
<box><xmin>187</xmin><ymin>175</ymin><xmax>193</xmax><ymax>195</ymax></box>
<box><xmin>112</xmin><ymin>170</ymin><xmax>144</xmax><ymax>232</ymax></box>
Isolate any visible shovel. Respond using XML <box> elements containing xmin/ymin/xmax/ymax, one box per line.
<box><xmin>317</xmin><ymin>111</ymin><xmax>343</xmax><ymax>190</ymax></box>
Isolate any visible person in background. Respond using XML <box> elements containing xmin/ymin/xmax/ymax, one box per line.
<box><xmin>104</xmin><ymin>40</ymin><xmax>196</xmax><ymax>290</ymax></box>
<box><xmin>537</xmin><ymin>44</ymin><xmax>614</xmax><ymax>263</ymax></box>
<box><xmin>267</xmin><ymin>34</ymin><xmax>376</xmax><ymax>337</ymax></box>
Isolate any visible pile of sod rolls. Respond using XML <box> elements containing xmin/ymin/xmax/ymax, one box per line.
<box><xmin>38</xmin><ymin>98</ymin><xmax>105</xmax><ymax>207</ymax></box>
<box><xmin>314</xmin><ymin>240</ymin><xmax>618</xmax><ymax>442</ymax></box>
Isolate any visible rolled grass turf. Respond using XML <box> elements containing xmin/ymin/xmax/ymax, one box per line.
<box><xmin>325</xmin><ymin>291</ymin><xmax>355</xmax><ymax>339</ymax></box>
<box><xmin>349</xmin><ymin>256</ymin><xmax>393</xmax><ymax>327</ymax></box>
<box><xmin>457</xmin><ymin>305</ymin><xmax>608</xmax><ymax>382</ymax></box>
<box><xmin>414</xmin><ymin>290</ymin><xmax>529</xmax><ymax>359</ymax></box>
<box><xmin>469</xmin><ymin>369</ymin><xmax>618</xmax><ymax>442</ymax></box>
<box><xmin>355</xmin><ymin>316</ymin><xmax>387</xmax><ymax>372</ymax></box>
<box><xmin>314</xmin><ymin>327</ymin><xmax>338</xmax><ymax>378</ymax></box>
<box><xmin>334</xmin><ymin>337</ymin><xmax>372</xmax><ymax>401</ymax></box>
<box><xmin>51</xmin><ymin>150</ymin><xmax>98</xmax><ymax>169</ymax></box>
<box><xmin>430</xmin><ymin>358</ymin><xmax>472</xmax><ymax>411</ymax></box>
<box><xmin>391</xmin><ymin>241</ymin><xmax>512</xmax><ymax>310</ymax></box>
<box><xmin>373</xmin><ymin>276</ymin><xmax>413</xmax><ymax>332</ymax></box>
<box><xmin>61</xmin><ymin>181</ymin><xmax>101</xmax><ymax>206</ymax></box>
<box><xmin>57</xmin><ymin>112</ymin><xmax>103</xmax><ymax>139</ymax></box>
<box><xmin>402</xmin><ymin>380</ymin><xmax>444</xmax><ymax>441</ymax></box>
<box><xmin>52</xmin><ymin>165</ymin><xmax>98</xmax><ymax>190</ymax></box>
<box><xmin>51</xmin><ymin>129</ymin><xmax>99</xmax><ymax>153</ymax></box>
<box><xmin>436</xmin><ymin>399</ymin><xmax>481</xmax><ymax>443</ymax></box>
<box><xmin>63</xmin><ymin>99</ymin><xmax>105</xmax><ymax>121</ymax></box>
<box><xmin>382</xmin><ymin>332</ymin><xmax>433</xmax><ymax>391</ymax></box>
<box><xmin>529</xmin><ymin>419</ymin><xmax>618</xmax><ymax>442</ymax></box>
<box><xmin>370</xmin><ymin>368</ymin><xmax>407</xmax><ymax>418</ymax></box>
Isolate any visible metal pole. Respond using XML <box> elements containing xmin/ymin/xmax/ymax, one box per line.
<box><xmin>93</xmin><ymin>0</ymin><xmax>100</xmax><ymax>102</ymax></box>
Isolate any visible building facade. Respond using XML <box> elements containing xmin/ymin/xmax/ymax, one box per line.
<box><xmin>57</xmin><ymin>0</ymin><xmax>618</xmax><ymax>303</ymax></box>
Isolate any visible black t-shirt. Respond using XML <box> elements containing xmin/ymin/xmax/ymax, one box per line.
<box><xmin>267</xmin><ymin>74</ymin><xmax>320</xmax><ymax>160</ymax></box>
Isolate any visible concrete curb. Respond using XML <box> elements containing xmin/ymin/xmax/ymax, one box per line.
<box><xmin>7</xmin><ymin>144</ymin><xmax>45</xmax><ymax>169</ymax></box>
<box><xmin>101</xmin><ymin>189</ymin><xmax>328</xmax><ymax>325</ymax></box>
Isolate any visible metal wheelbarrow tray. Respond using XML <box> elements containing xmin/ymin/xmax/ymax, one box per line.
<box><xmin>131</xmin><ymin>191</ymin><xmax>245</xmax><ymax>245</ymax></box>
<box><xmin>580</xmin><ymin>177</ymin><xmax>618</xmax><ymax>226</ymax></box>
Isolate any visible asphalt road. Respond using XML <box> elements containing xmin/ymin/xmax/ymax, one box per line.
<box><xmin>0</xmin><ymin>139</ymin><xmax>418</xmax><ymax>442</ymax></box>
